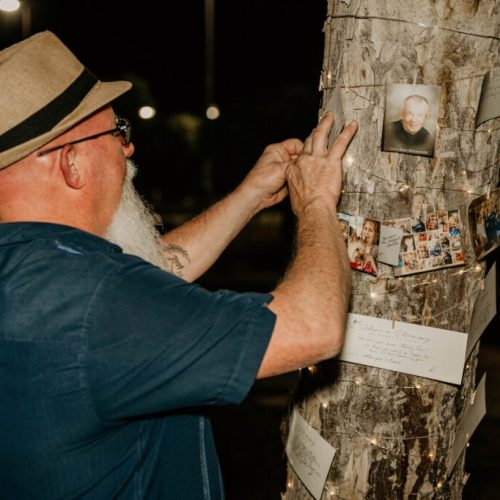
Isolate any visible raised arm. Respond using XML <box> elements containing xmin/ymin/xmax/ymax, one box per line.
<box><xmin>258</xmin><ymin>113</ymin><xmax>358</xmax><ymax>378</ymax></box>
<box><xmin>161</xmin><ymin>138</ymin><xmax>303</xmax><ymax>281</ymax></box>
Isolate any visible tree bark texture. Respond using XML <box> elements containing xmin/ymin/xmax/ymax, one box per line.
<box><xmin>284</xmin><ymin>1</ymin><xmax>499</xmax><ymax>499</ymax></box>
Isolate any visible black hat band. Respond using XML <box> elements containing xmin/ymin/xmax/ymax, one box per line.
<box><xmin>0</xmin><ymin>68</ymin><xmax>98</xmax><ymax>153</ymax></box>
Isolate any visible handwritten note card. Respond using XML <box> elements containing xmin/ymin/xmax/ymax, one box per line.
<box><xmin>378</xmin><ymin>225</ymin><xmax>404</xmax><ymax>266</ymax></box>
<box><xmin>476</xmin><ymin>69</ymin><xmax>500</xmax><ymax>126</ymax></box>
<box><xmin>449</xmin><ymin>374</ymin><xmax>486</xmax><ymax>473</ymax></box>
<box><xmin>286</xmin><ymin>409</ymin><xmax>336</xmax><ymax>500</ymax></box>
<box><xmin>339</xmin><ymin>314</ymin><xmax>468</xmax><ymax>384</ymax></box>
<box><xmin>467</xmin><ymin>263</ymin><xmax>497</xmax><ymax>357</ymax></box>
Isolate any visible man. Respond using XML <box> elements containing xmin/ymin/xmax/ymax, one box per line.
<box><xmin>0</xmin><ymin>32</ymin><xmax>357</xmax><ymax>499</ymax></box>
<box><xmin>383</xmin><ymin>94</ymin><xmax>435</xmax><ymax>156</ymax></box>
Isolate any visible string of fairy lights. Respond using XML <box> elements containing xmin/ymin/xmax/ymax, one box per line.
<box><xmin>285</xmin><ymin>363</ymin><xmax>478</xmax><ymax>497</ymax></box>
<box><xmin>285</xmin><ymin>7</ymin><xmax>498</xmax><ymax>498</ymax></box>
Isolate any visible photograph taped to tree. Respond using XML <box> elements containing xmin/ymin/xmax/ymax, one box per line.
<box><xmin>382</xmin><ymin>83</ymin><xmax>441</xmax><ymax>157</ymax></box>
<box><xmin>469</xmin><ymin>187</ymin><xmax>500</xmax><ymax>259</ymax></box>
<box><xmin>476</xmin><ymin>69</ymin><xmax>500</xmax><ymax>126</ymax></box>
<box><xmin>339</xmin><ymin>213</ymin><xmax>379</xmax><ymax>276</ymax></box>
<box><xmin>385</xmin><ymin>209</ymin><xmax>465</xmax><ymax>276</ymax></box>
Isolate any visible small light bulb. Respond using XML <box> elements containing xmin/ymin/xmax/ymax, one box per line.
<box><xmin>287</xmin><ymin>480</ymin><xmax>293</xmax><ymax>488</ymax></box>
<box><xmin>344</xmin><ymin>155</ymin><xmax>354</xmax><ymax>167</ymax></box>
<box><xmin>415</xmin><ymin>383</ymin><xmax>422</xmax><ymax>389</ymax></box>
<box><xmin>475</xmin><ymin>264</ymin><xmax>481</xmax><ymax>272</ymax></box>
<box><xmin>428</xmin><ymin>452</ymin><xmax>434</xmax><ymax>460</ymax></box>
<box><xmin>370</xmin><ymin>292</ymin><xmax>377</xmax><ymax>298</ymax></box>
<box><xmin>307</xmin><ymin>365</ymin><xmax>317</xmax><ymax>374</ymax></box>
<box><xmin>370</xmin><ymin>437</ymin><xmax>378</xmax><ymax>445</ymax></box>
<box><xmin>355</xmin><ymin>378</ymin><xmax>362</xmax><ymax>385</ymax></box>
<box><xmin>437</xmin><ymin>480</ymin><xmax>443</xmax><ymax>489</ymax></box>
<box><xmin>322</xmin><ymin>401</ymin><xmax>329</xmax><ymax>409</ymax></box>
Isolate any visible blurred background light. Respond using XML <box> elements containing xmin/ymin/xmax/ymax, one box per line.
<box><xmin>138</xmin><ymin>105</ymin><xmax>157</xmax><ymax>120</ymax></box>
<box><xmin>206</xmin><ymin>104</ymin><xmax>220</xmax><ymax>120</ymax></box>
<box><xmin>0</xmin><ymin>0</ymin><xmax>20</xmax><ymax>12</ymax></box>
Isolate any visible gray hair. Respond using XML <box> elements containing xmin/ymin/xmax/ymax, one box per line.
<box><xmin>404</xmin><ymin>94</ymin><xmax>429</xmax><ymax>108</ymax></box>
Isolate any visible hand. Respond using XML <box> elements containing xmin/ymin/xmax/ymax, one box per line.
<box><xmin>286</xmin><ymin>113</ymin><xmax>357</xmax><ymax>216</ymax></box>
<box><xmin>237</xmin><ymin>138</ymin><xmax>303</xmax><ymax>213</ymax></box>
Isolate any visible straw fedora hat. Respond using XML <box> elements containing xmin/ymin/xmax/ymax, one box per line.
<box><xmin>0</xmin><ymin>31</ymin><xmax>131</xmax><ymax>170</ymax></box>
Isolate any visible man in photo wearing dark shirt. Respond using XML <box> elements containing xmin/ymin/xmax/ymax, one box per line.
<box><xmin>383</xmin><ymin>94</ymin><xmax>435</xmax><ymax>156</ymax></box>
<box><xmin>0</xmin><ymin>32</ymin><xmax>357</xmax><ymax>499</ymax></box>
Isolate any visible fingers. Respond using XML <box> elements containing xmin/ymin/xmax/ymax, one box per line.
<box><xmin>280</xmin><ymin>138</ymin><xmax>303</xmax><ymax>158</ymax></box>
<box><xmin>264</xmin><ymin>138</ymin><xmax>303</xmax><ymax>162</ymax></box>
<box><xmin>311</xmin><ymin>112</ymin><xmax>335</xmax><ymax>153</ymax></box>
<box><xmin>329</xmin><ymin>121</ymin><xmax>358</xmax><ymax>160</ymax></box>
<box><xmin>302</xmin><ymin>133</ymin><xmax>313</xmax><ymax>154</ymax></box>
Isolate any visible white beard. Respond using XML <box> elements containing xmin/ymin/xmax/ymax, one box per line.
<box><xmin>105</xmin><ymin>160</ymin><xmax>169</xmax><ymax>270</ymax></box>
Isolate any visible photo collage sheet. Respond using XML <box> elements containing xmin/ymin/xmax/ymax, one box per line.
<box><xmin>338</xmin><ymin>210</ymin><xmax>464</xmax><ymax>277</ymax></box>
<box><xmin>388</xmin><ymin>210</ymin><xmax>464</xmax><ymax>275</ymax></box>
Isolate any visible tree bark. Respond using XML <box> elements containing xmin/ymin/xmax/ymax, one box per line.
<box><xmin>284</xmin><ymin>1</ymin><xmax>499</xmax><ymax>499</ymax></box>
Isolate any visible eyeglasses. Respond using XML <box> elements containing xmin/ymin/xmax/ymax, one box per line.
<box><xmin>37</xmin><ymin>117</ymin><xmax>131</xmax><ymax>156</ymax></box>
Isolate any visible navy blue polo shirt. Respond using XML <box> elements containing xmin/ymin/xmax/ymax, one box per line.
<box><xmin>0</xmin><ymin>222</ymin><xmax>275</xmax><ymax>499</ymax></box>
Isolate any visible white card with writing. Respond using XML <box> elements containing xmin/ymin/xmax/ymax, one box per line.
<box><xmin>339</xmin><ymin>314</ymin><xmax>468</xmax><ymax>384</ymax></box>
<box><xmin>378</xmin><ymin>225</ymin><xmax>404</xmax><ymax>266</ymax></box>
<box><xmin>449</xmin><ymin>374</ymin><xmax>486</xmax><ymax>473</ymax></box>
<box><xmin>286</xmin><ymin>409</ymin><xmax>336</xmax><ymax>500</ymax></box>
<box><xmin>467</xmin><ymin>263</ymin><xmax>497</xmax><ymax>357</ymax></box>
<box><xmin>476</xmin><ymin>69</ymin><xmax>500</xmax><ymax>126</ymax></box>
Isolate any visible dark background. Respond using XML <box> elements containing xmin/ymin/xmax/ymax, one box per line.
<box><xmin>1</xmin><ymin>2</ymin><xmax>498</xmax><ymax>498</ymax></box>
<box><xmin>0</xmin><ymin>0</ymin><xmax>324</xmax><ymax>213</ymax></box>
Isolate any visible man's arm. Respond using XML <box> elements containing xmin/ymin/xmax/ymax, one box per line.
<box><xmin>161</xmin><ymin>139</ymin><xmax>302</xmax><ymax>281</ymax></box>
<box><xmin>258</xmin><ymin>113</ymin><xmax>358</xmax><ymax>377</ymax></box>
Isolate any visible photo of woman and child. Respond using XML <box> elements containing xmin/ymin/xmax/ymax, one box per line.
<box><xmin>469</xmin><ymin>188</ymin><xmax>500</xmax><ymax>259</ymax></box>
<box><xmin>339</xmin><ymin>214</ymin><xmax>380</xmax><ymax>276</ymax></box>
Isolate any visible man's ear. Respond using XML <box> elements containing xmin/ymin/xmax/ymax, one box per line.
<box><xmin>59</xmin><ymin>144</ymin><xmax>85</xmax><ymax>189</ymax></box>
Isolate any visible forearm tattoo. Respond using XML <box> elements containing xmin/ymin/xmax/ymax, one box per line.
<box><xmin>163</xmin><ymin>243</ymin><xmax>190</xmax><ymax>277</ymax></box>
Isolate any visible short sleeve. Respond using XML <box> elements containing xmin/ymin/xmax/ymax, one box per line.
<box><xmin>84</xmin><ymin>257</ymin><xmax>275</xmax><ymax>422</ymax></box>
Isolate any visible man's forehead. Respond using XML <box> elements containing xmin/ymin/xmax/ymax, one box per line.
<box><xmin>404</xmin><ymin>99</ymin><xmax>428</xmax><ymax>110</ymax></box>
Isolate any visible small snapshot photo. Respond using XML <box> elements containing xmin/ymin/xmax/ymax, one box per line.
<box><xmin>382</xmin><ymin>83</ymin><xmax>441</xmax><ymax>157</ymax></box>
<box><xmin>387</xmin><ymin>208</ymin><xmax>465</xmax><ymax>276</ymax></box>
<box><xmin>339</xmin><ymin>213</ymin><xmax>380</xmax><ymax>276</ymax></box>
<box><xmin>469</xmin><ymin>187</ymin><xmax>500</xmax><ymax>259</ymax></box>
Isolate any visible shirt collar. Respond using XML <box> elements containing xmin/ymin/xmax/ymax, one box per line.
<box><xmin>0</xmin><ymin>222</ymin><xmax>123</xmax><ymax>254</ymax></box>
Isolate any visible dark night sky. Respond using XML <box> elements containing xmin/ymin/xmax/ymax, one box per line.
<box><xmin>1</xmin><ymin>1</ymin><xmax>326</xmax><ymax>205</ymax></box>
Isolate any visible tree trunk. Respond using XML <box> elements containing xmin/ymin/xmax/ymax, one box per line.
<box><xmin>284</xmin><ymin>1</ymin><xmax>499</xmax><ymax>498</ymax></box>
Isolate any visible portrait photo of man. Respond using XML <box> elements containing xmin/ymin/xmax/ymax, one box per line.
<box><xmin>382</xmin><ymin>83</ymin><xmax>441</xmax><ymax>157</ymax></box>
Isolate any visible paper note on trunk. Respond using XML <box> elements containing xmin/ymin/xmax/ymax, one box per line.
<box><xmin>476</xmin><ymin>69</ymin><xmax>500</xmax><ymax>126</ymax></box>
<box><xmin>467</xmin><ymin>263</ymin><xmax>497</xmax><ymax>357</ymax></box>
<box><xmin>449</xmin><ymin>374</ymin><xmax>486</xmax><ymax>473</ymax></box>
<box><xmin>286</xmin><ymin>409</ymin><xmax>336</xmax><ymax>500</ymax></box>
<box><xmin>378</xmin><ymin>224</ymin><xmax>404</xmax><ymax>266</ymax></box>
<box><xmin>339</xmin><ymin>313</ymin><xmax>468</xmax><ymax>384</ymax></box>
